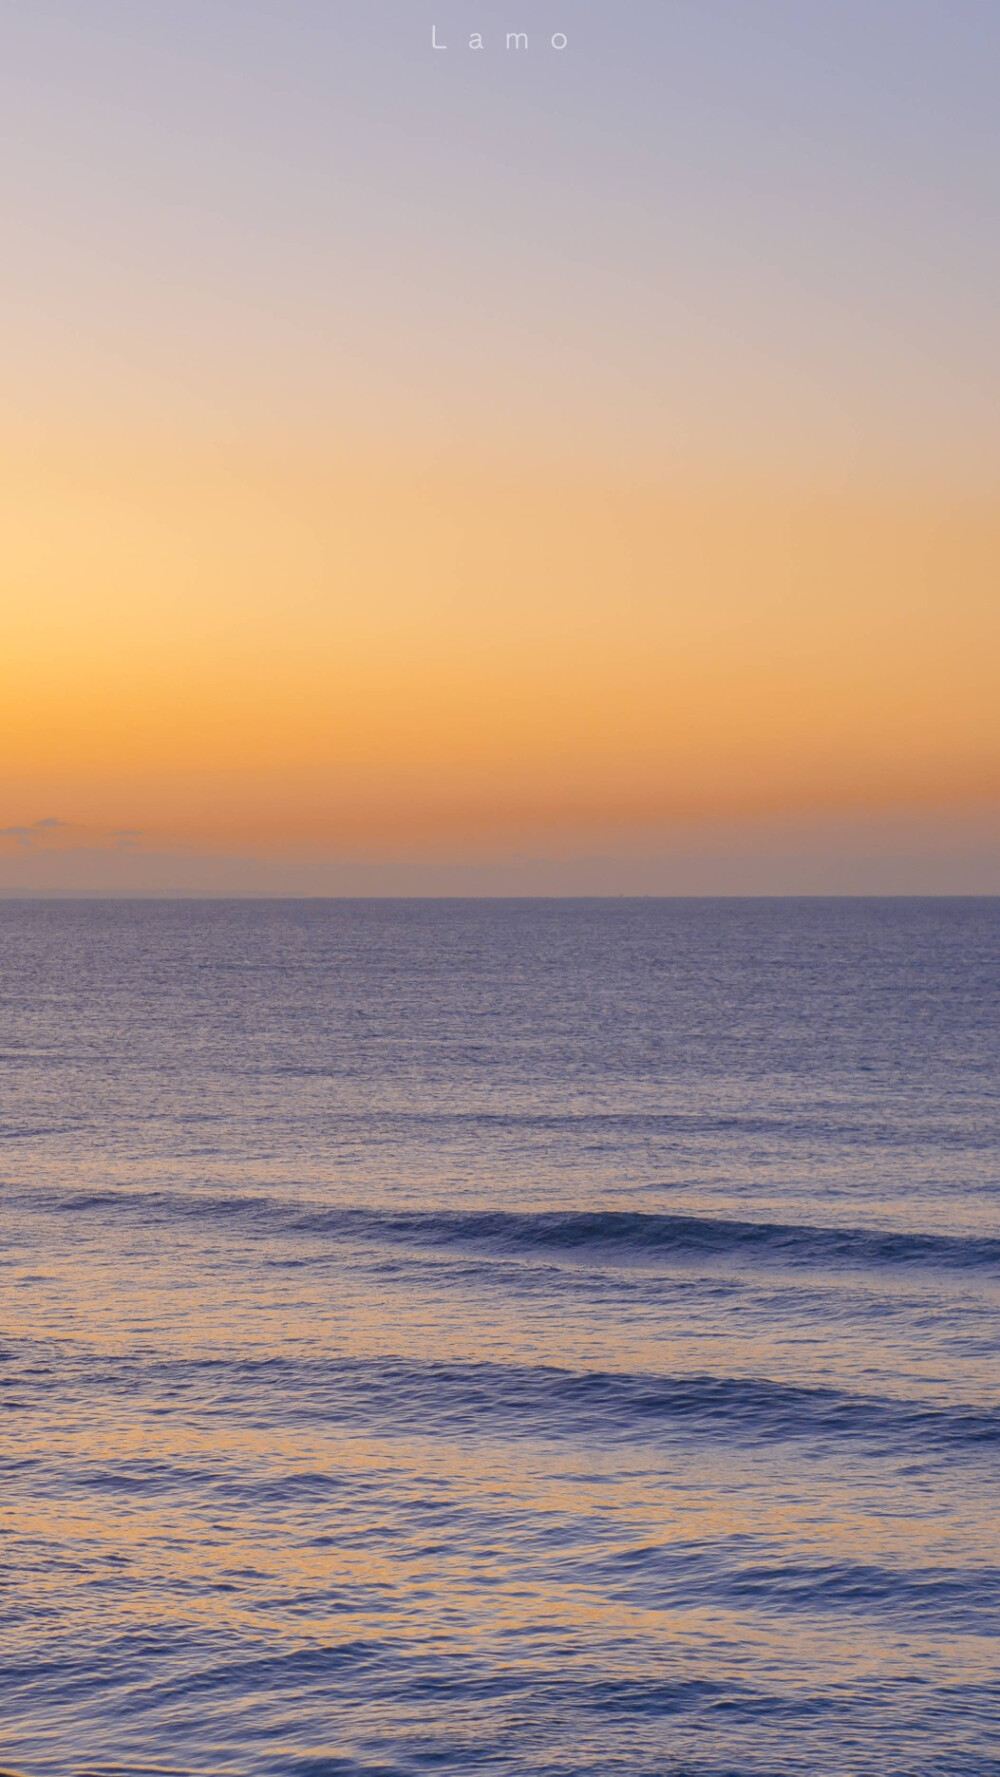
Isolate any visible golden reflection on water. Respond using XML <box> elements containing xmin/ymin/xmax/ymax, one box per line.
<box><xmin>2</xmin><ymin>899</ymin><xmax>999</xmax><ymax>1777</ymax></box>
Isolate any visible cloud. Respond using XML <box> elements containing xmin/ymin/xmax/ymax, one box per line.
<box><xmin>0</xmin><ymin>819</ymin><xmax>141</xmax><ymax>854</ymax></box>
<box><xmin>0</xmin><ymin>818</ymin><xmax>68</xmax><ymax>847</ymax></box>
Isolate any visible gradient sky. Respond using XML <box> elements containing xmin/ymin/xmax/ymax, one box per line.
<box><xmin>2</xmin><ymin>0</ymin><xmax>998</xmax><ymax>892</ymax></box>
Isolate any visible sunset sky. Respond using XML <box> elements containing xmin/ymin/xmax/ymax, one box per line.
<box><xmin>2</xmin><ymin>0</ymin><xmax>998</xmax><ymax>893</ymax></box>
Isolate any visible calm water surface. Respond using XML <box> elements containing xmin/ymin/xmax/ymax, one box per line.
<box><xmin>1</xmin><ymin>899</ymin><xmax>998</xmax><ymax>1776</ymax></box>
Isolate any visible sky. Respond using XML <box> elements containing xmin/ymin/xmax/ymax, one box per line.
<box><xmin>1</xmin><ymin>0</ymin><xmax>998</xmax><ymax>894</ymax></box>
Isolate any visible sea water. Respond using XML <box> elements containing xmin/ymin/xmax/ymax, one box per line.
<box><xmin>1</xmin><ymin>898</ymin><xmax>998</xmax><ymax>1776</ymax></box>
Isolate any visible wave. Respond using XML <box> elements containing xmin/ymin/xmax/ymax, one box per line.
<box><xmin>301</xmin><ymin>1357</ymin><xmax>998</xmax><ymax>1453</ymax></box>
<box><xmin>32</xmin><ymin>1188</ymin><xmax>1000</xmax><ymax>1275</ymax></box>
<box><xmin>582</xmin><ymin>1550</ymin><xmax>1000</xmax><ymax>1633</ymax></box>
<box><xmin>24</xmin><ymin>1346</ymin><xmax>993</xmax><ymax>1458</ymax></box>
<box><xmin>303</xmin><ymin>1206</ymin><xmax>1000</xmax><ymax>1273</ymax></box>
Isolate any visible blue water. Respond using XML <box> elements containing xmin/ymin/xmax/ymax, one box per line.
<box><xmin>1</xmin><ymin>898</ymin><xmax>998</xmax><ymax>1776</ymax></box>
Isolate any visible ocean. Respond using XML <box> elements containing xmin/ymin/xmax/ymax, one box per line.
<box><xmin>1</xmin><ymin>898</ymin><xmax>997</xmax><ymax>1776</ymax></box>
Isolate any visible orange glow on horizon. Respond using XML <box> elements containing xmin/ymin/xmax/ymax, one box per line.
<box><xmin>3</xmin><ymin>434</ymin><xmax>998</xmax><ymax>857</ymax></box>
